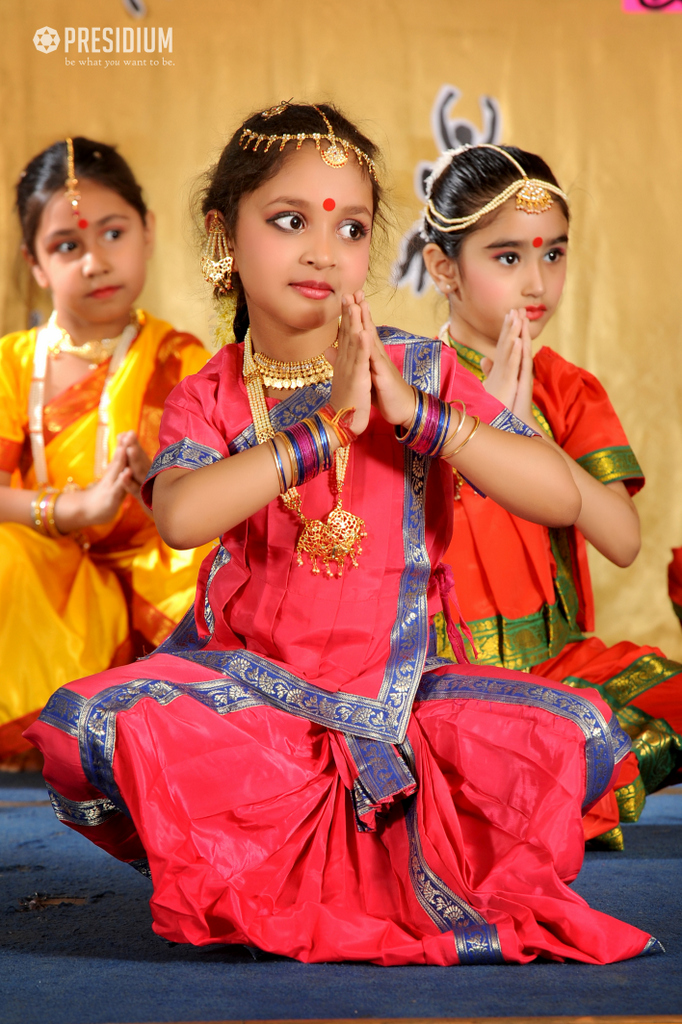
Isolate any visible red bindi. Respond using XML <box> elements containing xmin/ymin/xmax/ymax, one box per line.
<box><xmin>322</xmin><ymin>198</ymin><xmax>336</xmax><ymax>212</ymax></box>
<box><xmin>532</xmin><ymin>236</ymin><xmax>543</xmax><ymax>248</ymax></box>
<box><xmin>78</xmin><ymin>218</ymin><xmax>89</xmax><ymax>229</ymax></box>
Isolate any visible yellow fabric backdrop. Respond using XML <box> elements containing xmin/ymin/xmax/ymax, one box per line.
<box><xmin>2</xmin><ymin>0</ymin><xmax>682</xmax><ymax>657</ymax></box>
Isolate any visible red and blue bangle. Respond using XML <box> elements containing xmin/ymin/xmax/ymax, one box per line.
<box><xmin>395</xmin><ymin>387</ymin><xmax>453</xmax><ymax>458</ymax></box>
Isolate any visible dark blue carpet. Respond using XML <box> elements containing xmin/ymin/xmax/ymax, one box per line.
<box><xmin>1</xmin><ymin>774</ymin><xmax>680</xmax><ymax>1024</ymax></box>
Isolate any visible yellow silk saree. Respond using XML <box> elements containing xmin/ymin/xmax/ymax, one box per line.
<box><xmin>0</xmin><ymin>312</ymin><xmax>212</xmax><ymax>763</ymax></box>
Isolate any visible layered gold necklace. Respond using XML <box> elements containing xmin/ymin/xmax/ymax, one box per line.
<box><xmin>243</xmin><ymin>329</ymin><xmax>365</xmax><ymax>576</ymax></box>
<box><xmin>45</xmin><ymin>310</ymin><xmax>138</xmax><ymax>367</ymax></box>
<box><xmin>30</xmin><ymin>310</ymin><xmax>143</xmax><ymax>485</ymax></box>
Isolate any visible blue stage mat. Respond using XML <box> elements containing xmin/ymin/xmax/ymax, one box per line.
<box><xmin>1</xmin><ymin>776</ymin><xmax>680</xmax><ymax>1024</ymax></box>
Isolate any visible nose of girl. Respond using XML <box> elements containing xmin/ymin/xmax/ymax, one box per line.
<box><xmin>82</xmin><ymin>246</ymin><xmax>109</xmax><ymax>277</ymax></box>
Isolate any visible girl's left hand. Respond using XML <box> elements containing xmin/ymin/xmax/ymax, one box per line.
<box><xmin>511</xmin><ymin>315</ymin><xmax>534</xmax><ymax>426</ymax></box>
<box><xmin>357</xmin><ymin>295</ymin><xmax>413</xmax><ymax>427</ymax></box>
<box><xmin>117</xmin><ymin>431</ymin><xmax>153</xmax><ymax>513</ymax></box>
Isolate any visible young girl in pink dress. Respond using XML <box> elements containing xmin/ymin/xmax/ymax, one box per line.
<box><xmin>27</xmin><ymin>103</ymin><xmax>661</xmax><ymax>966</ymax></box>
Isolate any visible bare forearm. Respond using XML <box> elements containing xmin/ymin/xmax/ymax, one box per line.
<box><xmin>152</xmin><ymin>432</ymin><xmax>341</xmax><ymax>549</ymax></box>
<box><xmin>0</xmin><ymin>482</ymin><xmax>34</xmax><ymax>527</ymax></box>
<box><xmin>567</xmin><ymin>462</ymin><xmax>640</xmax><ymax>565</ymax></box>
<box><xmin>447</xmin><ymin>425</ymin><xmax>582</xmax><ymax>527</ymax></box>
<box><xmin>522</xmin><ymin>423</ymin><xmax>640</xmax><ymax>565</ymax></box>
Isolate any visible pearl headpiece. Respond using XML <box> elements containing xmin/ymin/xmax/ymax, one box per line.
<box><xmin>422</xmin><ymin>143</ymin><xmax>568</xmax><ymax>236</ymax></box>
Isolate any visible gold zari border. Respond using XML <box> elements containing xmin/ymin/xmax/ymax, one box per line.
<box><xmin>615</xmin><ymin>775</ymin><xmax>646</xmax><ymax>822</ymax></box>
<box><xmin>576</xmin><ymin>446</ymin><xmax>643</xmax><ymax>485</ymax></box>
<box><xmin>588</xmin><ymin>825</ymin><xmax>625</xmax><ymax>851</ymax></box>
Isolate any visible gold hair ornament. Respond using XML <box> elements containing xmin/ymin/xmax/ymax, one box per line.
<box><xmin>65</xmin><ymin>138</ymin><xmax>81</xmax><ymax>219</ymax></box>
<box><xmin>239</xmin><ymin>103</ymin><xmax>378</xmax><ymax>182</ymax></box>
<box><xmin>423</xmin><ymin>143</ymin><xmax>568</xmax><ymax>234</ymax></box>
<box><xmin>212</xmin><ymin>290</ymin><xmax>239</xmax><ymax>347</ymax></box>
<box><xmin>201</xmin><ymin>213</ymin><xmax>234</xmax><ymax>294</ymax></box>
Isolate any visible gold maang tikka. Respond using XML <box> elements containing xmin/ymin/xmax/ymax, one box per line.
<box><xmin>201</xmin><ymin>213</ymin><xmax>234</xmax><ymax>294</ymax></box>
<box><xmin>239</xmin><ymin>102</ymin><xmax>378</xmax><ymax>182</ymax></box>
<box><xmin>423</xmin><ymin>144</ymin><xmax>568</xmax><ymax>234</ymax></box>
<box><xmin>65</xmin><ymin>137</ymin><xmax>87</xmax><ymax>226</ymax></box>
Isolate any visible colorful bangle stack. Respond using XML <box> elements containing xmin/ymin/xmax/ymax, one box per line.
<box><xmin>267</xmin><ymin>406</ymin><xmax>357</xmax><ymax>493</ymax></box>
<box><xmin>394</xmin><ymin>387</ymin><xmax>452</xmax><ymax>457</ymax></box>
<box><xmin>30</xmin><ymin>486</ymin><xmax>64</xmax><ymax>539</ymax></box>
<box><xmin>274</xmin><ymin>412</ymin><xmax>334</xmax><ymax>488</ymax></box>
<box><xmin>318</xmin><ymin>404</ymin><xmax>358</xmax><ymax>448</ymax></box>
<box><xmin>394</xmin><ymin>389</ymin><xmax>483</xmax><ymax>461</ymax></box>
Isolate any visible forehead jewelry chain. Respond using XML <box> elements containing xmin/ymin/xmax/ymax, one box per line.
<box><xmin>239</xmin><ymin>102</ymin><xmax>378</xmax><ymax>182</ymax></box>
<box><xmin>65</xmin><ymin>137</ymin><xmax>88</xmax><ymax>228</ymax></box>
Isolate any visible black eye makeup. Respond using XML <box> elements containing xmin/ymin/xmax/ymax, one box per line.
<box><xmin>338</xmin><ymin>220</ymin><xmax>369</xmax><ymax>241</ymax></box>
<box><xmin>268</xmin><ymin>212</ymin><xmax>306</xmax><ymax>232</ymax></box>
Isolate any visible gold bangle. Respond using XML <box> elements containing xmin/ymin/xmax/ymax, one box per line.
<box><xmin>307</xmin><ymin>416</ymin><xmax>330</xmax><ymax>469</ymax></box>
<box><xmin>43</xmin><ymin>489</ymin><xmax>64</xmax><ymax>538</ymax></box>
<box><xmin>401</xmin><ymin>386</ymin><xmax>420</xmax><ymax>437</ymax></box>
<box><xmin>443</xmin><ymin>415</ymin><xmax>481</xmax><ymax>460</ymax></box>
<box><xmin>277</xmin><ymin>432</ymin><xmax>299</xmax><ymax>487</ymax></box>
<box><xmin>30</xmin><ymin>486</ymin><xmax>51</xmax><ymax>535</ymax></box>
<box><xmin>439</xmin><ymin>400</ymin><xmax>467</xmax><ymax>458</ymax></box>
<box><xmin>267</xmin><ymin>440</ymin><xmax>287</xmax><ymax>495</ymax></box>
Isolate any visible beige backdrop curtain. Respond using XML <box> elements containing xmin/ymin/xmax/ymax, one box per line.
<box><xmin>2</xmin><ymin>0</ymin><xmax>681</xmax><ymax>657</ymax></box>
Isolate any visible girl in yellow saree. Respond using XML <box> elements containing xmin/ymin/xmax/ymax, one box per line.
<box><xmin>0</xmin><ymin>137</ymin><xmax>211</xmax><ymax>767</ymax></box>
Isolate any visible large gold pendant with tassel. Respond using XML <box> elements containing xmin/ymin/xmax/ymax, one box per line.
<box><xmin>282</xmin><ymin>492</ymin><xmax>366</xmax><ymax>577</ymax></box>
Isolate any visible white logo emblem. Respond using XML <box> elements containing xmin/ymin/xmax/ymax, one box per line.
<box><xmin>33</xmin><ymin>26</ymin><xmax>60</xmax><ymax>54</ymax></box>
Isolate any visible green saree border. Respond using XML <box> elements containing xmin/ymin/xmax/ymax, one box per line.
<box><xmin>576</xmin><ymin>446</ymin><xmax>643</xmax><ymax>486</ymax></box>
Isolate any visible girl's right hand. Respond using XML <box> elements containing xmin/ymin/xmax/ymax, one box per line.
<box><xmin>330</xmin><ymin>293</ymin><xmax>373</xmax><ymax>435</ymax></box>
<box><xmin>55</xmin><ymin>439</ymin><xmax>131</xmax><ymax>532</ymax></box>
<box><xmin>480</xmin><ymin>309</ymin><xmax>528</xmax><ymax>410</ymax></box>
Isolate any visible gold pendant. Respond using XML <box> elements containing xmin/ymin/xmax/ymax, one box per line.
<box><xmin>516</xmin><ymin>180</ymin><xmax>554</xmax><ymax>215</ymax></box>
<box><xmin>321</xmin><ymin>142</ymin><xmax>349</xmax><ymax>169</ymax></box>
<box><xmin>293</xmin><ymin>500</ymin><xmax>366</xmax><ymax>577</ymax></box>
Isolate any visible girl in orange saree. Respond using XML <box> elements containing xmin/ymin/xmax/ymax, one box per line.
<box><xmin>0</xmin><ymin>137</ymin><xmax>211</xmax><ymax>768</ymax></box>
<box><xmin>419</xmin><ymin>144</ymin><xmax>681</xmax><ymax>845</ymax></box>
<box><xmin>27</xmin><ymin>103</ymin><xmax>661</xmax><ymax>965</ymax></box>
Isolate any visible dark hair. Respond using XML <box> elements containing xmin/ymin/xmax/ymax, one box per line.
<box><xmin>394</xmin><ymin>145</ymin><xmax>568</xmax><ymax>291</ymax></box>
<box><xmin>423</xmin><ymin>145</ymin><xmax>568</xmax><ymax>261</ymax></box>
<box><xmin>200</xmin><ymin>102</ymin><xmax>384</xmax><ymax>341</ymax></box>
<box><xmin>16</xmin><ymin>136</ymin><xmax>148</xmax><ymax>258</ymax></box>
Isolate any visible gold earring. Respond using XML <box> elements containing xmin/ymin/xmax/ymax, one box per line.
<box><xmin>201</xmin><ymin>214</ymin><xmax>233</xmax><ymax>294</ymax></box>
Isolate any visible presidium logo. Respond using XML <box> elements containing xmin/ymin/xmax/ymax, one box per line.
<box><xmin>34</xmin><ymin>27</ymin><xmax>60</xmax><ymax>54</ymax></box>
<box><xmin>32</xmin><ymin>25</ymin><xmax>174</xmax><ymax>56</ymax></box>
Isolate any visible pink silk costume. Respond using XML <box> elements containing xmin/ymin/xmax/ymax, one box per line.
<box><xmin>26</xmin><ymin>329</ymin><xmax>661</xmax><ymax>967</ymax></box>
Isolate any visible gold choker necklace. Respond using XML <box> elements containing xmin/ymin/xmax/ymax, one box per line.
<box><xmin>45</xmin><ymin>311</ymin><xmax>138</xmax><ymax>366</ymax></box>
<box><xmin>250</xmin><ymin>338</ymin><xmax>337</xmax><ymax>390</ymax></box>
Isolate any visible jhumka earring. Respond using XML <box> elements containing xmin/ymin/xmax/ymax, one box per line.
<box><xmin>201</xmin><ymin>213</ymin><xmax>233</xmax><ymax>294</ymax></box>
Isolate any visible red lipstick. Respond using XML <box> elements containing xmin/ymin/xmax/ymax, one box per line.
<box><xmin>525</xmin><ymin>305</ymin><xmax>547</xmax><ymax>321</ymax></box>
<box><xmin>290</xmin><ymin>280</ymin><xmax>334</xmax><ymax>300</ymax></box>
<box><xmin>88</xmin><ymin>286</ymin><xmax>121</xmax><ymax>300</ymax></box>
